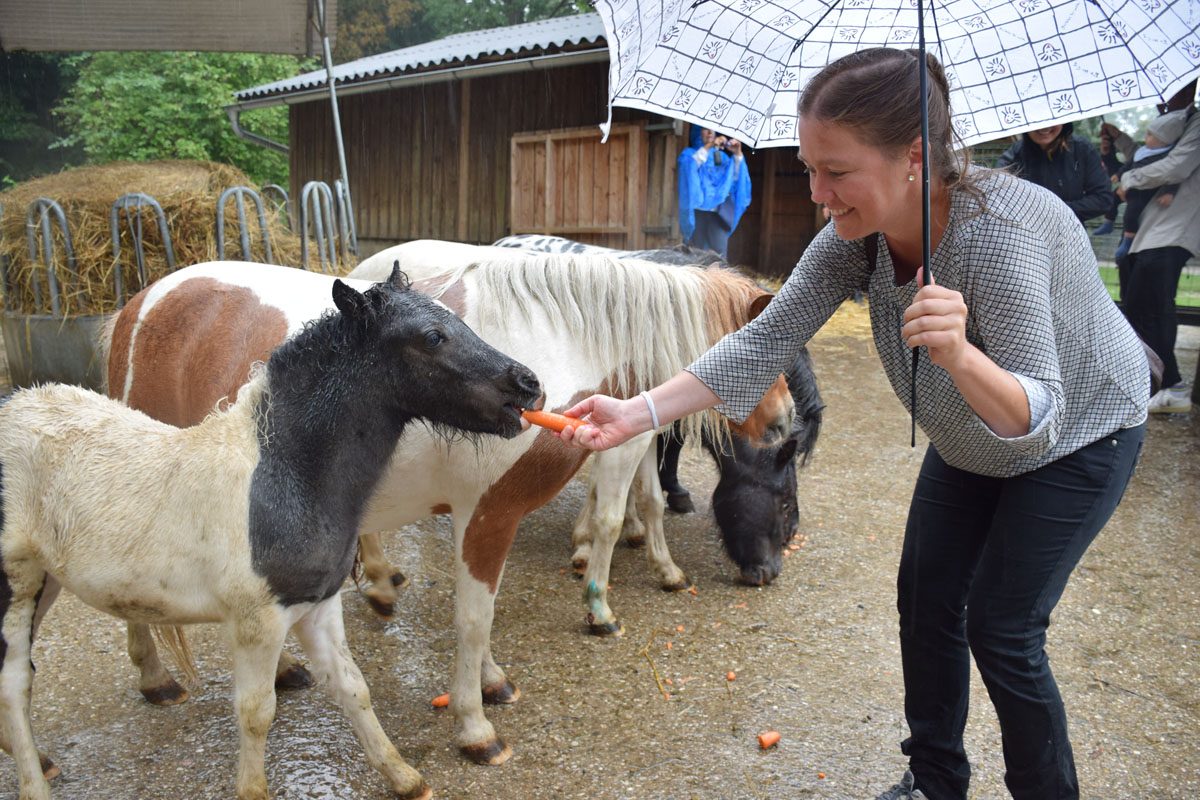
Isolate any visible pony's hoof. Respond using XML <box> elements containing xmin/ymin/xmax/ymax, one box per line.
<box><xmin>571</xmin><ymin>557</ymin><xmax>588</xmax><ymax>574</ymax></box>
<box><xmin>41</xmin><ymin>756</ymin><xmax>60</xmax><ymax>781</ymax></box>
<box><xmin>666</xmin><ymin>491</ymin><xmax>694</xmax><ymax>514</ymax></box>
<box><xmin>141</xmin><ymin>682</ymin><xmax>189</xmax><ymax>706</ymax></box>
<box><xmin>366</xmin><ymin>595</ymin><xmax>397</xmax><ymax>618</ymax></box>
<box><xmin>275</xmin><ymin>663</ymin><xmax>314</xmax><ymax>691</ymax></box>
<box><xmin>390</xmin><ymin>571</ymin><xmax>410</xmax><ymax>590</ymax></box>
<box><xmin>624</xmin><ymin>534</ymin><xmax>646</xmax><ymax>548</ymax></box>
<box><xmin>587</xmin><ymin>618</ymin><xmax>624</xmax><ymax>637</ymax></box>
<box><xmin>398</xmin><ymin>782</ymin><xmax>432</xmax><ymax>800</ymax></box>
<box><xmin>461</xmin><ymin>738</ymin><xmax>512</xmax><ymax>766</ymax></box>
<box><xmin>661</xmin><ymin>576</ymin><xmax>692</xmax><ymax>593</ymax></box>
<box><xmin>482</xmin><ymin>678</ymin><xmax>521</xmax><ymax>705</ymax></box>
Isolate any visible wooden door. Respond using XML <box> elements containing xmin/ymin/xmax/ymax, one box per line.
<box><xmin>510</xmin><ymin>123</ymin><xmax>648</xmax><ymax>250</ymax></box>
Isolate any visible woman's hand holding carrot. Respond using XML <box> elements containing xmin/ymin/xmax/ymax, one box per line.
<box><xmin>554</xmin><ymin>394</ymin><xmax>648</xmax><ymax>451</ymax></box>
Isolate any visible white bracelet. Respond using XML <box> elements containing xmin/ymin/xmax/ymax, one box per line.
<box><xmin>640</xmin><ymin>391</ymin><xmax>661</xmax><ymax>431</ymax></box>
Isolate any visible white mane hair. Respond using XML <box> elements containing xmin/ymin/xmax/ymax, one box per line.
<box><xmin>429</xmin><ymin>252</ymin><xmax>747</xmax><ymax>444</ymax></box>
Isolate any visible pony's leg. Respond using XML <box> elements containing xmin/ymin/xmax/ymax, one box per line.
<box><xmin>292</xmin><ymin>595</ymin><xmax>430</xmax><ymax>800</ymax></box>
<box><xmin>658</xmin><ymin>426</ymin><xmax>695</xmax><ymax>513</ymax></box>
<box><xmin>634</xmin><ymin>445</ymin><xmax>690</xmax><ymax>591</ymax></box>
<box><xmin>127</xmin><ymin>622</ymin><xmax>189</xmax><ymax>705</ymax></box>
<box><xmin>0</xmin><ymin>557</ymin><xmax>53</xmax><ymax>800</ymax></box>
<box><xmin>569</xmin><ymin>479</ymin><xmax>598</xmax><ymax>572</ymax></box>
<box><xmin>621</xmin><ymin>472</ymin><xmax>647</xmax><ymax>548</ymax></box>
<box><xmin>452</xmin><ymin>509</ymin><xmax>521</xmax><ymax>765</ymax></box>
<box><xmin>228</xmin><ymin>607</ymin><xmax>289</xmax><ymax>800</ymax></box>
<box><xmin>480</xmin><ymin>643</ymin><xmax>519</xmax><ymax>705</ymax></box>
<box><xmin>357</xmin><ymin>531</ymin><xmax>409</xmax><ymax>618</ymax></box>
<box><xmin>581</xmin><ymin>432</ymin><xmax>654</xmax><ymax>636</ymax></box>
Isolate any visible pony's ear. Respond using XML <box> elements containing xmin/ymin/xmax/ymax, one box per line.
<box><xmin>774</xmin><ymin>435</ymin><xmax>799</xmax><ymax>468</ymax></box>
<box><xmin>332</xmin><ymin>279</ymin><xmax>369</xmax><ymax>320</ymax></box>
<box><xmin>748</xmin><ymin>292</ymin><xmax>773</xmax><ymax>320</ymax></box>
<box><xmin>389</xmin><ymin>261</ymin><xmax>412</xmax><ymax>291</ymax></box>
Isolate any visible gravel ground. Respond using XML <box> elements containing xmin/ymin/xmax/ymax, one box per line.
<box><xmin>0</xmin><ymin>302</ymin><xmax>1195</xmax><ymax>800</ymax></box>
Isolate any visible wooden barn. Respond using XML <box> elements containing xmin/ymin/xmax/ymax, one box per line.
<box><xmin>231</xmin><ymin>13</ymin><xmax>825</xmax><ymax>278</ymax></box>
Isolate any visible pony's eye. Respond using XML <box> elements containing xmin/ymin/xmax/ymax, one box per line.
<box><xmin>423</xmin><ymin>330</ymin><xmax>445</xmax><ymax>348</ymax></box>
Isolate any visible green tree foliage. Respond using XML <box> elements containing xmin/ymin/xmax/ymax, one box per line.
<box><xmin>335</xmin><ymin>0</ymin><xmax>430</xmax><ymax>61</ymax></box>
<box><xmin>0</xmin><ymin>52</ymin><xmax>82</xmax><ymax>186</ymax></box>
<box><xmin>419</xmin><ymin>0</ymin><xmax>589</xmax><ymax>42</ymax></box>
<box><xmin>54</xmin><ymin>51</ymin><xmax>307</xmax><ymax>186</ymax></box>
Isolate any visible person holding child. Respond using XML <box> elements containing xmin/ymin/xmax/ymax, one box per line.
<box><xmin>1110</xmin><ymin>113</ymin><xmax>1185</xmax><ymax>263</ymax></box>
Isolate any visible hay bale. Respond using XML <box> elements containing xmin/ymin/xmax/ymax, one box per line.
<box><xmin>0</xmin><ymin>160</ymin><xmax>351</xmax><ymax>317</ymax></box>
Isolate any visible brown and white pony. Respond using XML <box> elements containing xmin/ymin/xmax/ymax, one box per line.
<box><xmin>107</xmin><ymin>247</ymin><xmax>791</xmax><ymax>764</ymax></box>
<box><xmin>350</xmin><ymin>241</ymin><xmax>794</xmax><ymax>633</ymax></box>
<box><xmin>0</xmin><ymin>271</ymin><xmax>541</xmax><ymax>800</ymax></box>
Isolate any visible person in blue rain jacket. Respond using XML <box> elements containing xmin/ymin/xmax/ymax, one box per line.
<box><xmin>677</xmin><ymin>124</ymin><xmax>752</xmax><ymax>258</ymax></box>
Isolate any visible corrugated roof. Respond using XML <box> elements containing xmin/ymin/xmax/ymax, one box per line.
<box><xmin>236</xmin><ymin>12</ymin><xmax>606</xmax><ymax>101</ymax></box>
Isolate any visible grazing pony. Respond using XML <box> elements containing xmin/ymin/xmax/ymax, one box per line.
<box><xmin>0</xmin><ymin>269</ymin><xmax>541</xmax><ymax>800</ymax></box>
<box><xmin>653</xmin><ymin>348</ymin><xmax>825</xmax><ymax>585</ymax></box>
<box><xmin>107</xmin><ymin>247</ymin><xmax>791</xmax><ymax>764</ymax></box>
<box><xmin>492</xmin><ymin>234</ymin><xmax>824</xmax><ymax>588</ymax></box>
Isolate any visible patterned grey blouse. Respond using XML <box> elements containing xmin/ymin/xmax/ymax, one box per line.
<box><xmin>688</xmin><ymin>168</ymin><xmax>1149</xmax><ymax>478</ymax></box>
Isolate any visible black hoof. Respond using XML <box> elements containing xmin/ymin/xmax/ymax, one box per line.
<box><xmin>662</xmin><ymin>576</ymin><xmax>692</xmax><ymax>592</ymax></box>
<box><xmin>624</xmin><ymin>534</ymin><xmax>646</xmax><ymax>548</ymax></box>
<box><xmin>587</xmin><ymin>619</ymin><xmax>624</xmax><ymax>637</ymax></box>
<box><xmin>461</xmin><ymin>739</ymin><xmax>512</xmax><ymax>765</ymax></box>
<box><xmin>141</xmin><ymin>683</ymin><xmax>189</xmax><ymax>706</ymax></box>
<box><xmin>482</xmin><ymin>678</ymin><xmax>521</xmax><ymax>705</ymax></box>
<box><xmin>390</xmin><ymin>571</ymin><xmax>409</xmax><ymax>589</ymax></box>
<box><xmin>367</xmin><ymin>595</ymin><xmax>397</xmax><ymax>618</ymax></box>
<box><xmin>275</xmin><ymin>663</ymin><xmax>314</xmax><ymax>691</ymax></box>
<box><xmin>666</xmin><ymin>492</ymin><xmax>694</xmax><ymax>514</ymax></box>
<box><xmin>41</xmin><ymin>756</ymin><xmax>60</xmax><ymax>781</ymax></box>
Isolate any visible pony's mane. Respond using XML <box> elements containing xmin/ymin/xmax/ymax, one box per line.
<box><xmin>427</xmin><ymin>253</ymin><xmax>766</xmax><ymax>443</ymax></box>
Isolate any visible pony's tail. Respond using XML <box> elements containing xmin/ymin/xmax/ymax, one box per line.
<box><xmin>151</xmin><ymin>624</ymin><xmax>201</xmax><ymax>688</ymax></box>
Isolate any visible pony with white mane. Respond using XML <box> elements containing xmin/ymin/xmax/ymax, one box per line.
<box><xmin>0</xmin><ymin>268</ymin><xmax>542</xmax><ymax>800</ymax></box>
<box><xmin>105</xmin><ymin>245</ymin><xmax>791</xmax><ymax>765</ymax></box>
<box><xmin>349</xmin><ymin>240</ymin><xmax>795</xmax><ymax>629</ymax></box>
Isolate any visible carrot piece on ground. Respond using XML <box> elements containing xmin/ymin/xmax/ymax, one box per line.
<box><xmin>726</xmin><ymin>671</ymin><xmax>737</xmax><ymax>682</ymax></box>
<box><xmin>758</xmin><ymin>730</ymin><xmax>781</xmax><ymax>749</ymax></box>
<box><xmin>522</xmin><ymin>409</ymin><xmax>580</xmax><ymax>432</ymax></box>
<box><xmin>431</xmin><ymin>693</ymin><xmax>450</xmax><ymax>708</ymax></box>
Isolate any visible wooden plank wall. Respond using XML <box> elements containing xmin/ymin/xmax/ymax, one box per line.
<box><xmin>288</xmin><ymin>59</ymin><xmax>819</xmax><ymax>275</ymax></box>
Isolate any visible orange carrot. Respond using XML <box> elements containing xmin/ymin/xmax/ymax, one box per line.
<box><xmin>726</xmin><ymin>671</ymin><xmax>737</xmax><ymax>682</ymax></box>
<box><xmin>522</xmin><ymin>409</ymin><xmax>581</xmax><ymax>433</ymax></box>
<box><xmin>431</xmin><ymin>693</ymin><xmax>450</xmax><ymax>708</ymax></box>
<box><xmin>758</xmin><ymin>730</ymin><xmax>781</xmax><ymax>750</ymax></box>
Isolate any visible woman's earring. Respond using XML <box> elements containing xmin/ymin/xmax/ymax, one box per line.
<box><xmin>907</xmin><ymin>173</ymin><xmax>916</xmax><ymax>182</ymax></box>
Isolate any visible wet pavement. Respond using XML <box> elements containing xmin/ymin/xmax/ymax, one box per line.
<box><xmin>1</xmin><ymin>303</ymin><xmax>1196</xmax><ymax>799</ymax></box>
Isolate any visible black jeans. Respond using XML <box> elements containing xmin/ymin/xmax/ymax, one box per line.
<box><xmin>898</xmin><ymin>424</ymin><xmax>1144</xmax><ymax>800</ymax></box>
<box><xmin>1119</xmin><ymin>245</ymin><xmax>1190</xmax><ymax>388</ymax></box>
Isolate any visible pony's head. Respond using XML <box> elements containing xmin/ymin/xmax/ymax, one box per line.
<box><xmin>331</xmin><ymin>263</ymin><xmax>543</xmax><ymax>438</ymax></box>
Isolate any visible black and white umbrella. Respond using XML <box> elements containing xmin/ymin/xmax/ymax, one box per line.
<box><xmin>597</xmin><ymin>0</ymin><xmax>1199</xmax><ymax>149</ymax></box>
<box><xmin>595</xmin><ymin>0</ymin><xmax>1199</xmax><ymax>443</ymax></box>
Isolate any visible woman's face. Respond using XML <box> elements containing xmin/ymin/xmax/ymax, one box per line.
<box><xmin>798</xmin><ymin>115</ymin><xmax>917</xmax><ymax>242</ymax></box>
<box><xmin>1027</xmin><ymin>125</ymin><xmax>1064</xmax><ymax>152</ymax></box>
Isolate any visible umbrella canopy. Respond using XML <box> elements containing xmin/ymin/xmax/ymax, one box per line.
<box><xmin>595</xmin><ymin>0</ymin><xmax>1200</xmax><ymax>149</ymax></box>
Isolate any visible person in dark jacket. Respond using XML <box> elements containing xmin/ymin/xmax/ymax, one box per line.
<box><xmin>996</xmin><ymin>122</ymin><xmax>1112</xmax><ymax>226</ymax></box>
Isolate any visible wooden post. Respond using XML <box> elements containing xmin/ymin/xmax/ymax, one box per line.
<box><xmin>757</xmin><ymin>149</ymin><xmax>777</xmax><ymax>275</ymax></box>
<box><xmin>457</xmin><ymin>79</ymin><xmax>471</xmax><ymax>242</ymax></box>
